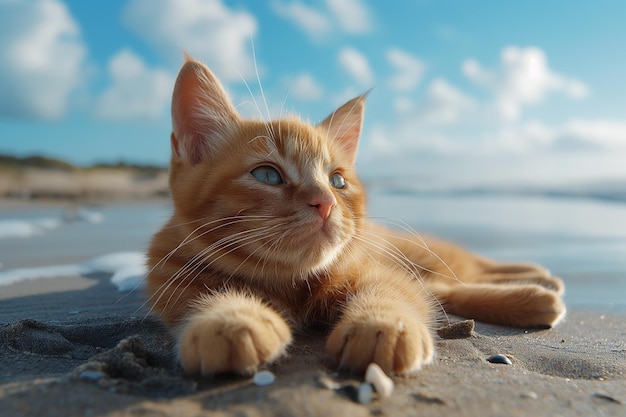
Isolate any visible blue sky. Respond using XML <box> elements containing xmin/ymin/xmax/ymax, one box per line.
<box><xmin>1</xmin><ymin>0</ymin><xmax>626</xmax><ymax>186</ymax></box>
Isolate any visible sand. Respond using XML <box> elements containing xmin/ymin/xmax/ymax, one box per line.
<box><xmin>0</xmin><ymin>271</ymin><xmax>624</xmax><ymax>417</ymax></box>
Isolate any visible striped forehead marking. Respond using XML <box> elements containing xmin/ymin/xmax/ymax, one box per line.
<box><xmin>279</xmin><ymin>125</ymin><xmax>332</xmax><ymax>184</ymax></box>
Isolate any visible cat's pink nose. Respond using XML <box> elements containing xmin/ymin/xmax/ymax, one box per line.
<box><xmin>310</xmin><ymin>195</ymin><xmax>336</xmax><ymax>221</ymax></box>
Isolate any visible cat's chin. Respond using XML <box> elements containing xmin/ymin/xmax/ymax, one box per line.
<box><xmin>307</xmin><ymin>242</ymin><xmax>347</xmax><ymax>276</ymax></box>
<box><xmin>278</xmin><ymin>223</ymin><xmax>350</xmax><ymax>277</ymax></box>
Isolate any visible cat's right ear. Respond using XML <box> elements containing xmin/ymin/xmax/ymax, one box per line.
<box><xmin>171</xmin><ymin>56</ymin><xmax>241</xmax><ymax>165</ymax></box>
<box><xmin>318</xmin><ymin>93</ymin><xmax>367</xmax><ymax>166</ymax></box>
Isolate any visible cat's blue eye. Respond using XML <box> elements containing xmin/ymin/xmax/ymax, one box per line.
<box><xmin>251</xmin><ymin>166</ymin><xmax>283</xmax><ymax>185</ymax></box>
<box><xmin>329</xmin><ymin>172</ymin><xmax>346</xmax><ymax>189</ymax></box>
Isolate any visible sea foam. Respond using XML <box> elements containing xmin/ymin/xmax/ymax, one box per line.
<box><xmin>0</xmin><ymin>208</ymin><xmax>102</xmax><ymax>240</ymax></box>
<box><xmin>0</xmin><ymin>252</ymin><xmax>147</xmax><ymax>292</ymax></box>
<box><xmin>0</xmin><ymin>218</ymin><xmax>61</xmax><ymax>239</ymax></box>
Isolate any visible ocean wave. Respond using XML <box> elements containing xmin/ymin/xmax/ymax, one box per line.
<box><xmin>0</xmin><ymin>208</ymin><xmax>103</xmax><ymax>239</ymax></box>
<box><xmin>0</xmin><ymin>252</ymin><xmax>147</xmax><ymax>292</ymax></box>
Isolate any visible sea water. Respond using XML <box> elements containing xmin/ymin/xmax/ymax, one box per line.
<box><xmin>0</xmin><ymin>193</ymin><xmax>624</xmax><ymax>310</ymax></box>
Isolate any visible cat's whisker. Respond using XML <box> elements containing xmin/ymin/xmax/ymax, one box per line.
<box><xmin>366</xmin><ymin>216</ymin><xmax>430</xmax><ymax>248</ymax></box>
<box><xmin>163</xmin><ymin>227</ymin><xmax>284</xmax><ymax>312</ymax></box>
<box><xmin>358</xmin><ymin>228</ymin><xmax>458</xmax><ymax>283</ymax></box>
<box><xmin>352</xmin><ymin>234</ymin><xmax>425</xmax><ymax>282</ymax></box>
<box><xmin>250</xmin><ymin>38</ymin><xmax>276</xmax><ymax>142</ymax></box>
<box><xmin>166</xmin><ymin>224</ymin><xmax>279</xmax><ymax>293</ymax></box>
<box><xmin>235</xmin><ymin>65</ymin><xmax>278</xmax><ymax>154</ymax></box>
<box><xmin>247</xmin><ymin>134</ymin><xmax>278</xmax><ymax>157</ymax></box>
<box><xmin>143</xmin><ymin>223</ymin><xmax>281</xmax><ymax>318</ymax></box>
<box><xmin>145</xmin><ymin>231</ymin><xmax>277</xmax><ymax>320</ymax></box>
<box><xmin>364</xmin><ymin>217</ymin><xmax>462</xmax><ymax>284</ymax></box>
<box><xmin>352</xmin><ymin>233</ymin><xmax>450</xmax><ymax>322</ymax></box>
<box><xmin>162</xmin><ymin>217</ymin><xmax>212</xmax><ymax>229</ymax></box>
<box><xmin>223</xmin><ymin>226</ymin><xmax>289</xmax><ymax>285</ymax></box>
<box><xmin>252</xmin><ymin>226</ymin><xmax>286</xmax><ymax>284</ymax></box>
<box><xmin>151</xmin><ymin>216</ymin><xmax>274</xmax><ymax>275</ymax></box>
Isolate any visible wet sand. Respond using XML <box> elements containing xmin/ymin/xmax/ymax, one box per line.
<box><xmin>0</xmin><ymin>271</ymin><xmax>624</xmax><ymax>417</ymax></box>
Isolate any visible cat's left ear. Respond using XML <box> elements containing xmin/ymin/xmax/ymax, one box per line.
<box><xmin>170</xmin><ymin>55</ymin><xmax>241</xmax><ymax>165</ymax></box>
<box><xmin>318</xmin><ymin>93</ymin><xmax>367</xmax><ymax>166</ymax></box>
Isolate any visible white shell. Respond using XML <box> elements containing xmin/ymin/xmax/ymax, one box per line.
<box><xmin>253</xmin><ymin>370</ymin><xmax>276</xmax><ymax>386</ymax></box>
<box><xmin>365</xmin><ymin>363</ymin><xmax>394</xmax><ymax>399</ymax></box>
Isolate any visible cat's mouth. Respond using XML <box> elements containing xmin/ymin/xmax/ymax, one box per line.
<box><xmin>292</xmin><ymin>216</ymin><xmax>351</xmax><ymax>258</ymax></box>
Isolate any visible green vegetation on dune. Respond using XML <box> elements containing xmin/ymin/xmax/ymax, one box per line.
<box><xmin>0</xmin><ymin>154</ymin><xmax>166</xmax><ymax>174</ymax></box>
<box><xmin>0</xmin><ymin>154</ymin><xmax>76</xmax><ymax>172</ymax></box>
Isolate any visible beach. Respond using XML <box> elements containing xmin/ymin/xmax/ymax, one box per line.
<box><xmin>1</xmin><ymin>194</ymin><xmax>625</xmax><ymax>416</ymax></box>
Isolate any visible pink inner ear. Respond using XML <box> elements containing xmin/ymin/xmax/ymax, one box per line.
<box><xmin>318</xmin><ymin>95</ymin><xmax>366</xmax><ymax>165</ymax></box>
<box><xmin>337</xmin><ymin>124</ymin><xmax>360</xmax><ymax>158</ymax></box>
<box><xmin>170</xmin><ymin>58</ymin><xmax>241</xmax><ymax>164</ymax></box>
<box><xmin>170</xmin><ymin>133</ymin><xmax>181</xmax><ymax>158</ymax></box>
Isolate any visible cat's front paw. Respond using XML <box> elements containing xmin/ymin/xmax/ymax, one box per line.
<box><xmin>178</xmin><ymin>297</ymin><xmax>292</xmax><ymax>376</ymax></box>
<box><xmin>326</xmin><ymin>314</ymin><xmax>434</xmax><ymax>375</ymax></box>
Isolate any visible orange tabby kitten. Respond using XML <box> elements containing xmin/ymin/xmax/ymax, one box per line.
<box><xmin>147</xmin><ymin>57</ymin><xmax>565</xmax><ymax>376</ymax></box>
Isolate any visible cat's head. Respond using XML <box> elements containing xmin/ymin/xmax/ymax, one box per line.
<box><xmin>168</xmin><ymin>57</ymin><xmax>367</xmax><ymax>281</ymax></box>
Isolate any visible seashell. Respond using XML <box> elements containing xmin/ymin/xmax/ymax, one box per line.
<box><xmin>365</xmin><ymin>363</ymin><xmax>394</xmax><ymax>399</ymax></box>
<box><xmin>486</xmin><ymin>354</ymin><xmax>512</xmax><ymax>365</ymax></box>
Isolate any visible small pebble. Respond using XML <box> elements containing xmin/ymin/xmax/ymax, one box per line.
<box><xmin>253</xmin><ymin>370</ymin><xmax>275</xmax><ymax>386</ymax></box>
<box><xmin>79</xmin><ymin>370</ymin><xmax>106</xmax><ymax>381</ymax></box>
<box><xmin>365</xmin><ymin>363</ymin><xmax>394</xmax><ymax>399</ymax></box>
<box><xmin>437</xmin><ymin>319</ymin><xmax>475</xmax><ymax>339</ymax></box>
<box><xmin>520</xmin><ymin>391</ymin><xmax>538</xmax><ymax>400</ymax></box>
<box><xmin>487</xmin><ymin>354</ymin><xmax>512</xmax><ymax>365</ymax></box>
<box><xmin>357</xmin><ymin>383</ymin><xmax>374</xmax><ymax>404</ymax></box>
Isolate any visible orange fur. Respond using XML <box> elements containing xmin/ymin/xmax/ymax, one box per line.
<box><xmin>146</xmin><ymin>57</ymin><xmax>565</xmax><ymax>376</ymax></box>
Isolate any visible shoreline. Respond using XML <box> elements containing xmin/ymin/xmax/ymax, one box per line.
<box><xmin>0</xmin><ymin>195</ymin><xmax>172</xmax><ymax>210</ymax></box>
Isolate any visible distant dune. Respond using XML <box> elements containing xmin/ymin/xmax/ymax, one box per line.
<box><xmin>0</xmin><ymin>154</ymin><xmax>169</xmax><ymax>201</ymax></box>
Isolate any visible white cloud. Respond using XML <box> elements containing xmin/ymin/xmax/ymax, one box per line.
<box><xmin>123</xmin><ymin>0</ymin><xmax>258</xmax><ymax>81</ymax></box>
<box><xmin>478</xmin><ymin>119</ymin><xmax>626</xmax><ymax>157</ymax></box>
<box><xmin>415</xmin><ymin>78</ymin><xmax>475</xmax><ymax>125</ymax></box>
<box><xmin>94</xmin><ymin>49</ymin><xmax>174</xmax><ymax>121</ymax></box>
<box><xmin>387</xmin><ymin>48</ymin><xmax>425</xmax><ymax>91</ymax></box>
<box><xmin>359</xmin><ymin>116</ymin><xmax>626</xmax><ymax>187</ymax></box>
<box><xmin>393</xmin><ymin>81</ymin><xmax>475</xmax><ymax>122</ymax></box>
<box><xmin>357</xmin><ymin>46</ymin><xmax>625</xmax><ymax>186</ymax></box>
<box><xmin>338</xmin><ymin>47</ymin><xmax>374</xmax><ymax>86</ymax></box>
<box><xmin>555</xmin><ymin>120</ymin><xmax>626</xmax><ymax>151</ymax></box>
<box><xmin>325</xmin><ymin>0</ymin><xmax>373</xmax><ymax>34</ymax></box>
<box><xmin>463</xmin><ymin>46</ymin><xmax>589</xmax><ymax>121</ymax></box>
<box><xmin>271</xmin><ymin>1</ymin><xmax>332</xmax><ymax>39</ymax></box>
<box><xmin>271</xmin><ymin>0</ymin><xmax>372</xmax><ymax>40</ymax></box>
<box><xmin>393</xmin><ymin>97</ymin><xmax>414</xmax><ymax>114</ymax></box>
<box><xmin>0</xmin><ymin>0</ymin><xmax>86</xmax><ymax>120</ymax></box>
<box><xmin>287</xmin><ymin>73</ymin><xmax>324</xmax><ymax>101</ymax></box>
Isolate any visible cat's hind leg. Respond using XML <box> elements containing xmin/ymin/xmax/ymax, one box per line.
<box><xmin>428</xmin><ymin>281</ymin><xmax>566</xmax><ymax>328</ymax></box>
<box><xmin>177</xmin><ymin>291</ymin><xmax>292</xmax><ymax>376</ymax></box>
<box><xmin>474</xmin><ymin>261</ymin><xmax>565</xmax><ymax>295</ymax></box>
